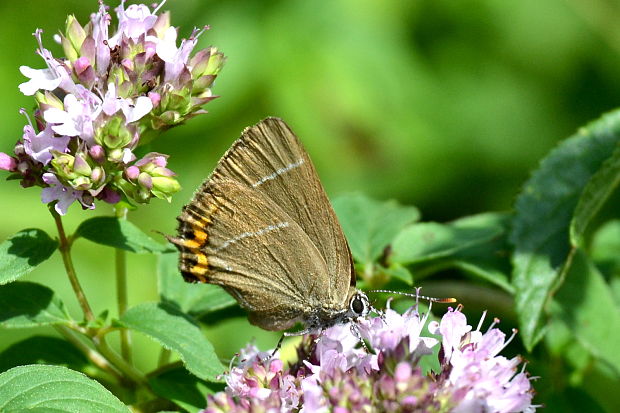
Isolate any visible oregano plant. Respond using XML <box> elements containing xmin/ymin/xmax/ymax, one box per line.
<box><xmin>0</xmin><ymin>1</ymin><xmax>618</xmax><ymax>412</ymax></box>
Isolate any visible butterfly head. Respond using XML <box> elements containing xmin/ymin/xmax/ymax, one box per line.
<box><xmin>347</xmin><ymin>289</ymin><xmax>371</xmax><ymax>319</ymax></box>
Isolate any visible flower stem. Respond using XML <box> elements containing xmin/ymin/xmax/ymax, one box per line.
<box><xmin>55</xmin><ymin>325</ymin><xmax>125</xmax><ymax>382</ymax></box>
<box><xmin>92</xmin><ymin>335</ymin><xmax>147</xmax><ymax>386</ymax></box>
<box><xmin>51</xmin><ymin>209</ymin><xmax>95</xmax><ymax>322</ymax></box>
<box><xmin>115</xmin><ymin>206</ymin><xmax>132</xmax><ymax>364</ymax></box>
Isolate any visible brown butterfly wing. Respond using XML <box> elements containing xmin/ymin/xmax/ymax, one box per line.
<box><xmin>209</xmin><ymin>118</ymin><xmax>355</xmax><ymax>302</ymax></box>
<box><xmin>171</xmin><ymin>179</ymin><xmax>332</xmax><ymax>330</ymax></box>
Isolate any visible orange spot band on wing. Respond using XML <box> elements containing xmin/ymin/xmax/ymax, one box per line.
<box><xmin>183</xmin><ymin>239</ymin><xmax>201</xmax><ymax>250</ymax></box>
<box><xmin>193</xmin><ymin>272</ymin><xmax>208</xmax><ymax>282</ymax></box>
<box><xmin>189</xmin><ymin>264</ymin><xmax>209</xmax><ymax>277</ymax></box>
<box><xmin>195</xmin><ymin>254</ymin><xmax>208</xmax><ymax>266</ymax></box>
<box><xmin>193</xmin><ymin>230</ymin><xmax>208</xmax><ymax>243</ymax></box>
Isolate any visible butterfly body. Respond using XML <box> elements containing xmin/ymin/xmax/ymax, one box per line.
<box><xmin>169</xmin><ymin>118</ymin><xmax>369</xmax><ymax>333</ymax></box>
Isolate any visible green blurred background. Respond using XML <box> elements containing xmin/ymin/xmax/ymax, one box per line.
<box><xmin>1</xmin><ymin>0</ymin><xmax>619</xmax><ymax>411</ymax></box>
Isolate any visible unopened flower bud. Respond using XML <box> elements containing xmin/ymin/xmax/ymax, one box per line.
<box><xmin>108</xmin><ymin>148</ymin><xmax>124</xmax><ymax>163</ymax></box>
<box><xmin>98</xmin><ymin>187</ymin><xmax>121</xmax><ymax>204</ymax></box>
<box><xmin>121</xmin><ymin>58</ymin><xmax>134</xmax><ymax>71</ymax></box>
<box><xmin>189</xmin><ymin>49</ymin><xmax>211</xmax><ymax>77</ymax></box>
<box><xmin>74</xmin><ymin>57</ymin><xmax>91</xmax><ymax>75</ymax></box>
<box><xmin>71</xmin><ymin>176</ymin><xmax>91</xmax><ymax>190</ymax></box>
<box><xmin>89</xmin><ymin>145</ymin><xmax>105</xmax><ymax>164</ymax></box>
<box><xmin>35</xmin><ymin>91</ymin><xmax>63</xmax><ymax>111</ymax></box>
<box><xmin>0</xmin><ymin>153</ymin><xmax>17</xmax><ymax>171</ymax></box>
<box><xmin>125</xmin><ymin>165</ymin><xmax>140</xmax><ymax>180</ymax></box>
<box><xmin>151</xmin><ymin>166</ymin><xmax>174</xmax><ymax>177</ymax></box>
<box><xmin>17</xmin><ymin>161</ymin><xmax>29</xmax><ymax>174</ymax></box>
<box><xmin>136</xmin><ymin>152</ymin><xmax>167</xmax><ymax>169</ymax></box>
<box><xmin>64</xmin><ymin>15</ymin><xmax>86</xmax><ymax>56</ymax></box>
<box><xmin>148</xmin><ymin>91</ymin><xmax>161</xmax><ymax>107</ymax></box>
<box><xmin>77</xmin><ymin>66</ymin><xmax>96</xmax><ymax>89</ymax></box>
<box><xmin>205</xmin><ymin>48</ymin><xmax>224</xmax><ymax>76</ymax></box>
<box><xmin>97</xmin><ymin>117</ymin><xmax>133</xmax><ymax>149</ymax></box>
<box><xmin>90</xmin><ymin>166</ymin><xmax>105</xmax><ymax>184</ymax></box>
<box><xmin>73</xmin><ymin>153</ymin><xmax>92</xmax><ymax>176</ymax></box>
<box><xmin>51</xmin><ymin>152</ymin><xmax>77</xmax><ymax>180</ymax></box>
<box><xmin>109</xmin><ymin>65</ymin><xmax>130</xmax><ymax>87</ymax></box>
<box><xmin>73</xmin><ymin>56</ymin><xmax>95</xmax><ymax>87</ymax></box>
<box><xmin>80</xmin><ymin>36</ymin><xmax>96</xmax><ymax>65</ymax></box>
<box><xmin>151</xmin><ymin>175</ymin><xmax>181</xmax><ymax>197</ymax></box>
<box><xmin>193</xmin><ymin>75</ymin><xmax>215</xmax><ymax>93</ymax></box>
<box><xmin>138</xmin><ymin>171</ymin><xmax>153</xmax><ymax>189</ymax></box>
<box><xmin>14</xmin><ymin>142</ymin><xmax>25</xmax><ymax>156</ymax></box>
<box><xmin>61</xmin><ymin>34</ymin><xmax>79</xmax><ymax>63</ymax></box>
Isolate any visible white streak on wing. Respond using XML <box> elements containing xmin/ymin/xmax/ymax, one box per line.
<box><xmin>217</xmin><ymin>222</ymin><xmax>290</xmax><ymax>251</ymax></box>
<box><xmin>252</xmin><ymin>159</ymin><xmax>305</xmax><ymax>187</ymax></box>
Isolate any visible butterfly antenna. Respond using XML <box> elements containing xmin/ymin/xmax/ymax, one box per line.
<box><xmin>367</xmin><ymin>298</ymin><xmax>386</xmax><ymax>322</ymax></box>
<box><xmin>369</xmin><ymin>289</ymin><xmax>457</xmax><ymax>303</ymax></box>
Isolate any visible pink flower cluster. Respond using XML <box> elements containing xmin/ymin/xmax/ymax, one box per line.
<box><xmin>430</xmin><ymin>309</ymin><xmax>535</xmax><ymax>413</ymax></box>
<box><xmin>1</xmin><ymin>1</ymin><xmax>224</xmax><ymax>214</ymax></box>
<box><xmin>204</xmin><ymin>305</ymin><xmax>537</xmax><ymax>412</ymax></box>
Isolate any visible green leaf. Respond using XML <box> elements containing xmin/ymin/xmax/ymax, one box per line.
<box><xmin>0</xmin><ymin>336</ymin><xmax>88</xmax><ymax>372</ymax></box>
<box><xmin>0</xmin><ymin>229</ymin><xmax>57</xmax><ymax>285</ymax></box>
<box><xmin>451</xmin><ymin>261</ymin><xmax>512</xmax><ymax>292</ymax></box>
<box><xmin>397</xmin><ymin>213</ymin><xmax>513</xmax><ymax>292</ymax></box>
<box><xmin>591</xmin><ymin>220</ymin><xmax>620</xmax><ymax>277</ymax></box>
<box><xmin>570</xmin><ymin>142</ymin><xmax>620</xmax><ymax>246</ymax></box>
<box><xmin>116</xmin><ymin>302</ymin><xmax>224</xmax><ymax>381</ymax></box>
<box><xmin>0</xmin><ymin>282</ymin><xmax>73</xmax><ymax>328</ymax></box>
<box><xmin>450</xmin><ymin>227</ymin><xmax>513</xmax><ymax>292</ymax></box>
<box><xmin>555</xmin><ymin>251</ymin><xmax>620</xmax><ymax>376</ymax></box>
<box><xmin>333</xmin><ymin>194</ymin><xmax>419</xmax><ymax>265</ymax></box>
<box><xmin>0</xmin><ymin>365</ymin><xmax>129</xmax><ymax>412</ymax></box>
<box><xmin>510</xmin><ymin>110</ymin><xmax>620</xmax><ymax>350</ymax></box>
<box><xmin>590</xmin><ymin>220</ymin><xmax>620</xmax><ymax>306</ymax></box>
<box><xmin>149</xmin><ymin>367</ymin><xmax>222</xmax><ymax>412</ymax></box>
<box><xmin>378</xmin><ymin>263</ymin><xmax>413</xmax><ymax>285</ymax></box>
<box><xmin>74</xmin><ymin>217</ymin><xmax>170</xmax><ymax>254</ymax></box>
<box><xmin>158</xmin><ymin>253</ymin><xmax>236</xmax><ymax>316</ymax></box>
<box><xmin>391</xmin><ymin>212</ymin><xmax>507</xmax><ymax>264</ymax></box>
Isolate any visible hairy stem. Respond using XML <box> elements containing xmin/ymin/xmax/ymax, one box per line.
<box><xmin>55</xmin><ymin>325</ymin><xmax>124</xmax><ymax>382</ymax></box>
<box><xmin>115</xmin><ymin>206</ymin><xmax>132</xmax><ymax>364</ymax></box>
<box><xmin>92</xmin><ymin>335</ymin><xmax>147</xmax><ymax>386</ymax></box>
<box><xmin>51</xmin><ymin>209</ymin><xmax>95</xmax><ymax>321</ymax></box>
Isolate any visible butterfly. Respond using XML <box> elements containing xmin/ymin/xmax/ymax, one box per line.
<box><xmin>167</xmin><ymin>118</ymin><xmax>372</xmax><ymax>338</ymax></box>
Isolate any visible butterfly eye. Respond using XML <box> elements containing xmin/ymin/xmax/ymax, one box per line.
<box><xmin>350</xmin><ymin>295</ymin><xmax>367</xmax><ymax>315</ymax></box>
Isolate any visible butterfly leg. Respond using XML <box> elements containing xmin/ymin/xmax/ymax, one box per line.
<box><xmin>263</xmin><ymin>327</ymin><xmax>318</xmax><ymax>362</ymax></box>
<box><xmin>265</xmin><ymin>334</ymin><xmax>286</xmax><ymax>360</ymax></box>
<box><xmin>350</xmin><ymin>322</ymin><xmax>371</xmax><ymax>353</ymax></box>
<box><xmin>373</xmin><ymin>306</ymin><xmax>387</xmax><ymax>324</ymax></box>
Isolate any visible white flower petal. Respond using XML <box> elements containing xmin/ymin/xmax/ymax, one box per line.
<box><xmin>43</xmin><ymin>107</ymin><xmax>70</xmax><ymax>123</ymax></box>
<box><xmin>102</xmin><ymin>83</ymin><xmax>120</xmax><ymax>116</ymax></box>
<box><xmin>121</xmin><ymin>148</ymin><xmax>136</xmax><ymax>164</ymax></box>
<box><xmin>125</xmin><ymin>96</ymin><xmax>153</xmax><ymax>123</ymax></box>
<box><xmin>51</xmin><ymin>123</ymin><xmax>81</xmax><ymax>137</ymax></box>
<box><xmin>156</xmin><ymin>26</ymin><xmax>178</xmax><ymax>62</ymax></box>
<box><xmin>18</xmin><ymin>66</ymin><xmax>62</xmax><ymax>95</ymax></box>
